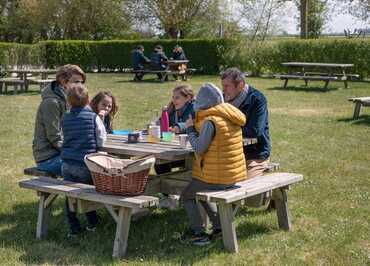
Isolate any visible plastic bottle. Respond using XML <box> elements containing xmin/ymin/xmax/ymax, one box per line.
<box><xmin>160</xmin><ymin>106</ymin><xmax>169</xmax><ymax>133</ymax></box>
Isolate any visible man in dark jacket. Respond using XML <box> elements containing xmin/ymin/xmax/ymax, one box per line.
<box><xmin>32</xmin><ymin>64</ymin><xmax>86</xmax><ymax>176</ymax></box>
<box><xmin>131</xmin><ymin>45</ymin><xmax>150</xmax><ymax>81</ymax></box>
<box><xmin>221</xmin><ymin>67</ymin><xmax>271</xmax><ymax>207</ymax></box>
<box><xmin>150</xmin><ymin>45</ymin><xmax>168</xmax><ymax>81</ymax></box>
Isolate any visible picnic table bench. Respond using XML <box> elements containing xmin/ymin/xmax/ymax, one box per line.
<box><xmin>0</xmin><ymin>78</ymin><xmax>25</xmax><ymax>94</ymax></box>
<box><xmin>196</xmin><ymin>172</ymin><xmax>303</xmax><ymax>253</ymax></box>
<box><xmin>19</xmin><ymin>176</ymin><xmax>159</xmax><ymax>258</ymax></box>
<box><xmin>274</xmin><ymin>62</ymin><xmax>356</xmax><ymax>89</ymax></box>
<box><xmin>348</xmin><ymin>97</ymin><xmax>370</xmax><ymax>119</ymax></box>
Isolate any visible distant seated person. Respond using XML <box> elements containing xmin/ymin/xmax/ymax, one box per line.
<box><xmin>171</xmin><ymin>45</ymin><xmax>187</xmax><ymax>61</ymax></box>
<box><xmin>150</xmin><ymin>45</ymin><xmax>168</xmax><ymax>81</ymax></box>
<box><xmin>131</xmin><ymin>45</ymin><xmax>150</xmax><ymax>81</ymax></box>
<box><xmin>170</xmin><ymin>45</ymin><xmax>187</xmax><ymax>77</ymax></box>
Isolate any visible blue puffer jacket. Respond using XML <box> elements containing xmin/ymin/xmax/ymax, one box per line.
<box><xmin>61</xmin><ymin>106</ymin><xmax>98</xmax><ymax>165</ymax></box>
<box><xmin>239</xmin><ymin>86</ymin><xmax>271</xmax><ymax>160</ymax></box>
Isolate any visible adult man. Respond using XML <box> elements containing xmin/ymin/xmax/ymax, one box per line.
<box><xmin>221</xmin><ymin>67</ymin><xmax>271</xmax><ymax>207</ymax></box>
<box><xmin>150</xmin><ymin>45</ymin><xmax>168</xmax><ymax>81</ymax></box>
<box><xmin>131</xmin><ymin>45</ymin><xmax>150</xmax><ymax>81</ymax></box>
<box><xmin>32</xmin><ymin>64</ymin><xmax>86</xmax><ymax>176</ymax></box>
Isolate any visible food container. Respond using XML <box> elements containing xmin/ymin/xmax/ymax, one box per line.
<box><xmin>179</xmin><ymin>134</ymin><xmax>188</xmax><ymax>148</ymax></box>
<box><xmin>128</xmin><ymin>132</ymin><xmax>140</xmax><ymax>143</ymax></box>
<box><xmin>162</xmin><ymin>131</ymin><xmax>174</xmax><ymax>142</ymax></box>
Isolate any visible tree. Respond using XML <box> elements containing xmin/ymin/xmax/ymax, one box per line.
<box><xmin>296</xmin><ymin>0</ymin><xmax>328</xmax><ymax>38</ymax></box>
<box><xmin>338</xmin><ymin>0</ymin><xmax>369</xmax><ymax>23</ymax></box>
<box><xmin>125</xmin><ymin>0</ymin><xmax>216</xmax><ymax>38</ymax></box>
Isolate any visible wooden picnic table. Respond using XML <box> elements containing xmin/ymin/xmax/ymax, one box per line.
<box><xmin>7</xmin><ymin>68</ymin><xmax>57</xmax><ymax>91</ymax></box>
<box><xmin>275</xmin><ymin>62</ymin><xmax>356</xmax><ymax>89</ymax></box>
<box><xmin>102</xmin><ymin>134</ymin><xmax>258</xmax><ymax>195</ymax></box>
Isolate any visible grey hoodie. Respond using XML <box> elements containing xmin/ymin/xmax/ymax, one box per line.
<box><xmin>186</xmin><ymin>83</ymin><xmax>224</xmax><ymax>155</ymax></box>
<box><xmin>32</xmin><ymin>81</ymin><xmax>67</xmax><ymax>163</ymax></box>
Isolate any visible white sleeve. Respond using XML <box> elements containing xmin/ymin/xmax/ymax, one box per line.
<box><xmin>95</xmin><ymin>116</ymin><xmax>107</xmax><ymax>147</ymax></box>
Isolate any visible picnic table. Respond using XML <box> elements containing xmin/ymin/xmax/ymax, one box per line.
<box><xmin>20</xmin><ymin>134</ymin><xmax>302</xmax><ymax>257</ymax></box>
<box><xmin>0</xmin><ymin>68</ymin><xmax>56</xmax><ymax>93</ymax></box>
<box><xmin>274</xmin><ymin>62</ymin><xmax>357</xmax><ymax>89</ymax></box>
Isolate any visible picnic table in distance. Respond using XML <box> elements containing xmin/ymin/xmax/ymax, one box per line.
<box><xmin>274</xmin><ymin>62</ymin><xmax>358</xmax><ymax>89</ymax></box>
<box><xmin>6</xmin><ymin>68</ymin><xmax>57</xmax><ymax>91</ymax></box>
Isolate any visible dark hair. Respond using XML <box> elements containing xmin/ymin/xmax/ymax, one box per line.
<box><xmin>67</xmin><ymin>84</ymin><xmax>89</xmax><ymax>107</ymax></box>
<box><xmin>155</xmin><ymin>44</ymin><xmax>163</xmax><ymax>50</ymax></box>
<box><xmin>221</xmin><ymin>67</ymin><xmax>246</xmax><ymax>87</ymax></box>
<box><xmin>56</xmin><ymin>64</ymin><xmax>86</xmax><ymax>84</ymax></box>
<box><xmin>167</xmin><ymin>84</ymin><xmax>194</xmax><ymax>113</ymax></box>
<box><xmin>90</xmin><ymin>91</ymin><xmax>119</xmax><ymax>130</ymax></box>
<box><xmin>135</xmin><ymin>45</ymin><xmax>144</xmax><ymax>50</ymax></box>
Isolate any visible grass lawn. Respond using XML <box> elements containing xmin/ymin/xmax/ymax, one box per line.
<box><xmin>0</xmin><ymin>73</ymin><xmax>369</xmax><ymax>265</ymax></box>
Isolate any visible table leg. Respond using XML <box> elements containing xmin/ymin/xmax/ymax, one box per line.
<box><xmin>218</xmin><ymin>203</ymin><xmax>238</xmax><ymax>253</ymax></box>
<box><xmin>113</xmin><ymin>207</ymin><xmax>132</xmax><ymax>258</ymax></box>
<box><xmin>36</xmin><ymin>193</ymin><xmax>57</xmax><ymax>239</ymax></box>
<box><xmin>272</xmin><ymin>188</ymin><xmax>291</xmax><ymax>231</ymax></box>
<box><xmin>283</xmin><ymin>79</ymin><xmax>288</xmax><ymax>88</ymax></box>
<box><xmin>353</xmin><ymin>101</ymin><xmax>362</xmax><ymax>119</ymax></box>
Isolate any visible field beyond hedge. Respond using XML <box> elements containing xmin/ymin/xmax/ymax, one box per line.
<box><xmin>0</xmin><ymin>74</ymin><xmax>369</xmax><ymax>265</ymax></box>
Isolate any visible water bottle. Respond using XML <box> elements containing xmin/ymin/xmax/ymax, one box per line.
<box><xmin>160</xmin><ymin>106</ymin><xmax>169</xmax><ymax>133</ymax></box>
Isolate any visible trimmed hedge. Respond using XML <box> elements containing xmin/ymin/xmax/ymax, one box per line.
<box><xmin>40</xmin><ymin>39</ymin><xmax>228</xmax><ymax>74</ymax></box>
<box><xmin>0</xmin><ymin>38</ymin><xmax>369</xmax><ymax>77</ymax></box>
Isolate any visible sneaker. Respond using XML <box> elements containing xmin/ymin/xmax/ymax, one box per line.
<box><xmin>209</xmin><ymin>228</ymin><xmax>222</xmax><ymax>240</ymax></box>
<box><xmin>67</xmin><ymin>227</ymin><xmax>85</xmax><ymax>238</ymax></box>
<box><xmin>192</xmin><ymin>233</ymin><xmax>211</xmax><ymax>246</ymax></box>
<box><xmin>86</xmin><ymin>224</ymin><xmax>97</xmax><ymax>232</ymax></box>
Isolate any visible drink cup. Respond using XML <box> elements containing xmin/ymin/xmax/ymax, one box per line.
<box><xmin>179</xmin><ymin>134</ymin><xmax>188</xmax><ymax>148</ymax></box>
<box><xmin>162</xmin><ymin>131</ymin><xmax>173</xmax><ymax>142</ymax></box>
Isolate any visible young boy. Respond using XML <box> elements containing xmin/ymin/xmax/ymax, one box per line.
<box><xmin>61</xmin><ymin>84</ymin><xmax>107</xmax><ymax>237</ymax></box>
<box><xmin>181</xmin><ymin>83</ymin><xmax>247</xmax><ymax>246</ymax></box>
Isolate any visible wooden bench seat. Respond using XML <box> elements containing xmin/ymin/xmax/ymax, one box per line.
<box><xmin>19</xmin><ymin>176</ymin><xmax>159</xmax><ymax>258</ymax></box>
<box><xmin>130</xmin><ymin>68</ymin><xmax>196</xmax><ymax>82</ymax></box>
<box><xmin>348</xmin><ymin>97</ymin><xmax>370</xmax><ymax>119</ymax></box>
<box><xmin>0</xmin><ymin>78</ymin><xmax>25</xmax><ymax>94</ymax></box>
<box><xmin>274</xmin><ymin>74</ymin><xmax>338</xmax><ymax>89</ymax></box>
<box><xmin>27</xmin><ymin>78</ymin><xmax>53</xmax><ymax>91</ymax></box>
<box><xmin>196</xmin><ymin>172</ymin><xmax>303</xmax><ymax>253</ymax></box>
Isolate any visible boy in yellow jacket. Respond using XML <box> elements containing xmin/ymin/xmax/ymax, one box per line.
<box><xmin>181</xmin><ymin>83</ymin><xmax>247</xmax><ymax>246</ymax></box>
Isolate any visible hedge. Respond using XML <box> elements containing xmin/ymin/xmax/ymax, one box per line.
<box><xmin>40</xmin><ymin>39</ymin><xmax>228</xmax><ymax>74</ymax></box>
<box><xmin>0</xmin><ymin>38</ymin><xmax>369</xmax><ymax>77</ymax></box>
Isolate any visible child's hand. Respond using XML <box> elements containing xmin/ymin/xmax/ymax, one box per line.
<box><xmin>185</xmin><ymin>115</ymin><xmax>193</xmax><ymax>128</ymax></box>
<box><xmin>98</xmin><ymin>110</ymin><xmax>107</xmax><ymax>120</ymax></box>
<box><xmin>170</xmin><ymin>126</ymin><xmax>180</xmax><ymax>134</ymax></box>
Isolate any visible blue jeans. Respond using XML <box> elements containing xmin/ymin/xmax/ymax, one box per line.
<box><xmin>37</xmin><ymin>155</ymin><xmax>62</xmax><ymax>176</ymax></box>
<box><xmin>62</xmin><ymin>162</ymin><xmax>99</xmax><ymax>233</ymax></box>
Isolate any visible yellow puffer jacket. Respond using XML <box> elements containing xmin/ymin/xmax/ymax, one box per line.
<box><xmin>192</xmin><ymin>103</ymin><xmax>247</xmax><ymax>185</ymax></box>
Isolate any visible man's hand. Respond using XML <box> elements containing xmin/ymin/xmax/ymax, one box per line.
<box><xmin>185</xmin><ymin>115</ymin><xmax>194</xmax><ymax>128</ymax></box>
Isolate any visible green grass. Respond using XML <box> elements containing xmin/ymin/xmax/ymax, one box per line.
<box><xmin>0</xmin><ymin>74</ymin><xmax>369</xmax><ymax>265</ymax></box>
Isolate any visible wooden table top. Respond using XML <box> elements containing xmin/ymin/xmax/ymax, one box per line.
<box><xmin>7</xmin><ymin>69</ymin><xmax>57</xmax><ymax>74</ymax></box>
<box><xmin>282</xmin><ymin>62</ymin><xmax>353</xmax><ymax>68</ymax></box>
<box><xmin>167</xmin><ymin>60</ymin><xmax>189</xmax><ymax>65</ymax></box>
<box><xmin>102</xmin><ymin>134</ymin><xmax>257</xmax><ymax>161</ymax></box>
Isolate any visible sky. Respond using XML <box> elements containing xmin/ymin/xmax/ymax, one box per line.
<box><xmin>281</xmin><ymin>2</ymin><xmax>368</xmax><ymax>34</ymax></box>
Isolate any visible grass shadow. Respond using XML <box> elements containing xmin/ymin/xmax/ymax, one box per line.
<box><xmin>0</xmin><ymin>199</ymin><xmax>274</xmax><ymax>265</ymax></box>
<box><xmin>337</xmin><ymin>114</ymin><xmax>370</xmax><ymax>126</ymax></box>
<box><xmin>268</xmin><ymin>86</ymin><xmax>338</xmax><ymax>93</ymax></box>
<box><xmin>115</xmin><ymin>78</ymin><xmax>177</xmax><ymax>84</ymax></box>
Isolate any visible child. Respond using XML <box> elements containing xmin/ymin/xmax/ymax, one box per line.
<box><xmin>180</xmin><ymin>83</ymin><xmax>247</xmax><ymax>246</ymax></box>
<box><xmin>154</xmin><ymin>84</ymin><xmax>195</xmax><ymax>175</ymax></box>
<box><xmin>90</xmin><ymin>91</ymin><xmax>118</xmax><ymax>134</ymax></box>
<box><xmin>61</xmin><ymin>84</ymin><xmax>107</xmax><ymax>238</ymax></box>
<box><xmin>168</xmin><ymin>84</ymin><xmax>195</xmax><ymax>134</ymax></box>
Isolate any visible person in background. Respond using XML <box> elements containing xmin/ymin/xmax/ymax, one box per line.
<box><xmin>171</xmin><ymin>45</ymin><xmax>187</xmax><ymax>60</ymax></box>
<box><xmin>90</xmin><ymin>91</ymin><xmax>119</xmax><ymax>134</ymax></box>
<box><xmin>221</xmin><ymin>67</ymin><xmax>271</xmax><ymax>207</ymax></box>
<box><xmin>61</xmin><ymin>84</ymin><xmax>106</xmax><ymax>238</ymax></box>
<box><xmin>154</xmin><ymin>84</ymin><xmax>195</xmax><ymax>175</ymax></box>
<box><xmin>150</xmin><ymin>45</ymin><xmax>168</xmax><ymax>81</ymax></box>
<box><xmin>131</xmin><ymin>45</ymin><xmax>150</xmax><ymax>81</ymax></box>
<box><xmin>33</xmin><ymin>64</ymin><xmax>86</xmax><ymax>176</ymax></box>
<box><xmin>180</xmin><ymin>83</ymin><xmax>247</xmax><ymax>246</ymax></box>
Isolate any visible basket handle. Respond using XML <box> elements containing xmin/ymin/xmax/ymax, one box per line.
<box><xmin>123</xmin><ymin>154</ymin><xmax>156</xmax><ymax>169</ymax></box>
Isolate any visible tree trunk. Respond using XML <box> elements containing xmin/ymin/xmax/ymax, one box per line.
<box><xmin>300</xmin><ymin>0</ymin><xmax>309</xmax><ymax>39</ymax></box>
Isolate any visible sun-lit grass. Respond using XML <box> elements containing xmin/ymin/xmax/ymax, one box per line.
<box><xmin>0</xmin><ymin>73</ymin><xmax>369</xmax><ymax>265</ymax></box>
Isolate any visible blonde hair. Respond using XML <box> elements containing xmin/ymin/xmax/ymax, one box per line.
<box><xmin>67</xmin><ymin>84</ymin><xmax>89</xmax><ymax>108</ymax></box>
<box><xmin>56</xmin><ymin>64</ymin><xmax>86</xmax><ymax>84</ymax></box>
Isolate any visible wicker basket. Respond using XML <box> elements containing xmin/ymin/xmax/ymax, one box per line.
<box><xmin>84</xmin><ymin>153</ymin><xmax>155</xmax><ymax>196</ymax></box>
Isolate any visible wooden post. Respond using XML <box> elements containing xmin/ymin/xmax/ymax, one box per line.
<box><xmin>353</xmin><ymin>101</ymin><xmax>362</xmax><ymax>119</ymax></box>
<box><xmin>272</xmin><ymin>188</ymin><xmax>291</xmax><ymax>231</ymax></box>
<box><xmin>218</xmin><ymin>203</ymin><xmax>238</xmax><ymax>253</ymax></box>
<box><xmin>36</xmin><ymin>193</ymin><xmax>56</xmax><ymax>239</ymax></box>
<box><xmin>283</xmin><ymin>79</ymin><xmax>289</xmax><ymax>88</ymax></box>
<box><xmin>113</xmin><ymin>207</ymin><xmax>132</xmax><ymax>258</ymax></box>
